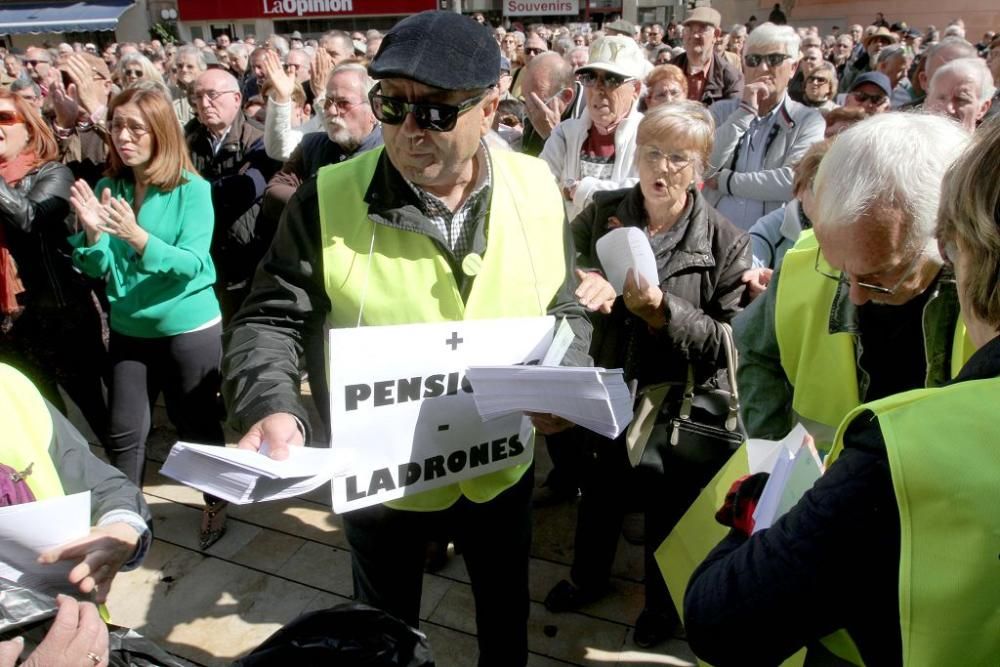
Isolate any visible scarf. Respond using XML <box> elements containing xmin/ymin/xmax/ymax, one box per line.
<box><xmin>0</xmin><ymin>151</ymin><xmax>39</xmax><ymax>320</ymax></box>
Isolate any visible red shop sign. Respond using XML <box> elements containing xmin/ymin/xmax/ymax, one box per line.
<box><xmin>177</xmin><ymin>0</ymin><xmax>438</xmax><ymax>22</ymax></box>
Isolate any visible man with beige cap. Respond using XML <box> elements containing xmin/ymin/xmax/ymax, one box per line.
<box><xmin>670</xmin><ymin>6</ymin><xmax>744</xmax><ymax>105</ymax></box>
<box><xmin>540</xmin><ymin>35</ymin><xmax>646</xmax><ymax>218</ymax></box>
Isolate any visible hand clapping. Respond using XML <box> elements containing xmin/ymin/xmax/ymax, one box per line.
<box><xmin>69</xmin><ymin>180</ymin><xmax>148</xmax><ymax>254</ymax></box>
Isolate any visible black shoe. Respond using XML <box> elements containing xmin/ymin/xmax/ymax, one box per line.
<box><xmin>544</xmin><ymin>579</ymin><xmax>608</xmax><ymax>613</ymax></box>
<box><xmin>633</xmin><ymin>609</ymin><xmax>679</xmax><ymax>648</ymax></box>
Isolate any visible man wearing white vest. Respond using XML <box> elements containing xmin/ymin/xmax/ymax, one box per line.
<box><xmin>221</xmin><ymin>11</ymin><xmax>592</xmax><ymax>667</ymax></box>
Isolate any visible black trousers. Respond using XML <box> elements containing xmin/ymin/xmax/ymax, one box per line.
<box><xmin>342</xmin><ymin>466</ymin><xmax>534</xmax><ymax>667</ymax></box>
<box><xmin>570</xmin><ymin>432</ymin><xmax>726</xmax><ymax>618</ymax></box>
<box><xmin>107</xmin><ymin>323</ymin><xmax>224</xmax><ymax>486</ymax></box>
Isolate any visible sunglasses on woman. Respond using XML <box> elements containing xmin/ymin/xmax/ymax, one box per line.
<box><xmin>368</xmin><ymin>84</ymin><xmax>490</xmax><ymax>132</ymax></box>
<box><xmin>806</xmin><ymin>75</ymin><xmax>831</xmax><ymax>85</ymax></box>
<box><xmin>0</xmin><ymin>110</ymin><xmax>25</xmax><ymax>125</ymax></box>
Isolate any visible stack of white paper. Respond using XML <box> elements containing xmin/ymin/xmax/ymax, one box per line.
<box><xmin>160</xmin><ymin>442</ymin><xmax>342</xmax><ymax>505</ymax></box>
<box><xmin>465</xmin><ymin>366</ymin><xmax>633</xmax><ymax>439</ymax></box>
<box><xmin>0</xmin><ymin>491</ymin><xmax>90</xmax><ymax>595</ymax></box>
<box><xmin>752</xmin><ymin>425</ymin><xmax>824</xmax><ymax>533</ymax></box>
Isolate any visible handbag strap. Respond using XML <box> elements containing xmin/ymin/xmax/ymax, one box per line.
<box><xmin>674</xmin><ymin>323</ymin><xmax>741</xmax><ymax>432</ymax></box>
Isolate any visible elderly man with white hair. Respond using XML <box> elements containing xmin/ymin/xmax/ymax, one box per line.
<box><xmin>732</xmin><ymin>113</ymin><xmax>973</xmax><ymax>451</ymax></box>
<box><xmin>703</xmin><ymin>22</ymin><xmax>825</xmax><ymax>231</ymax></box>
<box><xmin>686</xmin><ymin>113</ymin><xmax>998</xmax><ymax>667</ymax></box>
<box><xmin>540</xmin><ymin>35</ymin><xmax>647</xmax><ymax>218</ymax></box>
<box><xmin>926</xmin><ymin>57</ymin><xmax>995</xmax><ymax>131</ymax></box>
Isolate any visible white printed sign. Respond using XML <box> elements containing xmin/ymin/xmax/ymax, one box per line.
<box><xmin>504</xmin><ymin>0</ymin><xmax>579</xmax><ymax>17</ymax></box>
<box><xmin>328</xmin><ymin>317</ymin><xmax>555</xmax><ymax>512</ymax></box>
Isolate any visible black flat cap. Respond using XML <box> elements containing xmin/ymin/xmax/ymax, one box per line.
<box><xmin>368</xmin><ymin>10</ymin><xmax>500</xmax><ymax>91</ymax></box>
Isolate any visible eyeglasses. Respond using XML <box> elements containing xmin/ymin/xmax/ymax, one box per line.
<box><xmin>744</xmin><ymin>52</ymin><xmax>792</xmax><ymax>68</ymax></box>
<box><xmin>24</xmin><ymin>59</ymin><xmax>50</xmax><ymax>66</ymax></box>
<box><xmin>524</xmin><ymin>47</ymin><xmax>546</xmax><ymax>56</ymax></box>
<box><xmin>193</xmin><ymin>89</ymin><xmax>238</xmax><ymax>104</ymax></box>
<box><xmin>368</xmin><ymin>84</ymin><xmax>489</xmax><ymax>132</ymax></box>
<box><xmin>578</xmin><ymin>70</ymin><xmax>635</xmax><ymax>89</ymax></box>
<box><xmin>123</xmin><ymin>69</ymin><xmax>143</xmax><ymax>78</ymax></box>
<box><xmin>850</xmin><ymin>90</ymin><xmax>888</xmax><ymax>106</ymax></box>
<box><xmin>323</xmin><ymin>96</ymin><xmax>364</xmax><ymax>113</ymax></box>
<box><xmin>0</xmin><ymin>110</ymin><xmax>25</xmax><ymax>125</ymax></box>
<box><xmin>806</xmin><ymin>75</ymin><xmax>832</xmax><ymax>84</ymax></box>
<box><xmin>110</xmin><ymin>118</ymin><xmax>149</xmax><ymax>137</ymax></box>
<box><xmin>813</xmin><ymin>246</ymin><xmax>924</xmax><ymax>295</ymax></box>
<box><xmin>639</xmin><ymin>145</ymin><xmax>692</xmax><ymax>171</ymax></box>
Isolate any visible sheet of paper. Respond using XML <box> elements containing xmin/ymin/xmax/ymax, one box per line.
<box><xmin>746</xmin><ymin>423</ymin><xmax>810</xmax><ymax>475</ymax></box>
<box><xmin>595</xmin><ymin>227</ymin><xmax>659</xmax><ymax>295</ymax></box>
<box><xmin>752</xmin><ymin>430</ymin><xmax>823</xmax><ymax>533</ymax></box>
<box><xmin>0</xmin><ymin>491</ymin><xmax>90</xmax><ymax>594</ymax></box>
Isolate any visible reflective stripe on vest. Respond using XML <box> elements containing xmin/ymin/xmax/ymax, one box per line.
<box><xmin>0</xmin><ymin>364</ymin><xmax>64</xmax><ymax>500</ymax></box>
<box><xmin>828</xmin><ymin>380</ymin><xmax>1000</xmax><ymax>665</ymax></box>
<box><xmin>774</xmin><ymin>231</ymin><xmax>971</xmax><ymax>444</ymax></box>
<box><xmin>317</xmin><ymin>148</ymin><xmax>567</xmax><ymax>511</ymax></box>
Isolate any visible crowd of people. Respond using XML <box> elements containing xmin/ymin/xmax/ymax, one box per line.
<box><xmin>1</xmin><ymin>5</ymin><xmax>998</xmax><ymax>666</ymax></box>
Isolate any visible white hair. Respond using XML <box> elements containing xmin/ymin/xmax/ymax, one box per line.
<box><xmin>746</xmin><ymin>22</ymin><xmax>800</xmax><ymax>59</ymax></box>
<box><xmin>269</xmin><ymin>35</ymin><xmax>289</xmax><ymax>57</ymax></box>
<box><xmin>875</xmin><ymin>45</ymin><xmax>907</xmax><ymax>66</ymax></box>
<box><xmin>331</xmin><ymin>62</ymin><xmax>375</xmax><ymax>95</ymax></box>
<box><xmin>930</xmin><ymin>57</ymin><xmax>997</xmax><ymax>101</ymax></box>
<box><xmin>813</xmin><ymin>113</ymin><xmax>970</xmax><ymax>250</ymax></box>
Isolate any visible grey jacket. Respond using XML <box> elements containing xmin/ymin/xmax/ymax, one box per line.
<box><xmin>734</xmin><ymin>263</ymin><xmax>963</xmax><ymax>443</ymax></box>
<box><xmin>704</xmin><ymin>96</ymin><xmax>825</xmax><ymax>219</ymax></box>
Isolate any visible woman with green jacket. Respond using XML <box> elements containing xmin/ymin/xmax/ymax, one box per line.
<box><xmin>68</xmin><ymin>84</ymin><xmax>227</xmax><ymax>549</ymax></box>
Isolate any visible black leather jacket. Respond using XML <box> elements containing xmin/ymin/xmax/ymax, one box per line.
<box><xmin>0</xmin><ymin>161</ymin><xmax>88</xmax><ymax>310</ymax></box>
<box><xmin>572</xmin><ymin>185</ymin><xmax>750</xmax><ymax>388</ymax></box>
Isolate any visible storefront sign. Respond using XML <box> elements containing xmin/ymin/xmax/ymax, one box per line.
<box><xmin>503</xmin><ymin>0</ymin><xmax>579</xmax><ymax>17</ymax></box>
<box><xmin>178</xmin><ymin>0</ymin><xmax>436</xmax><ymax>21</ymax></box>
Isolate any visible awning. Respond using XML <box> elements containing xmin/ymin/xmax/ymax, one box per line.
<box><xmin>0</xmin><ymin>0</ymin><xmax>134</xmax><ymax>35</ymax></box>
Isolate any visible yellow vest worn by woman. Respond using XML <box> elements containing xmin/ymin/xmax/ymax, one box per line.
<box><xmin>827</xmin><ymin>379</ymin><xmax>1000</xmax><ymax>666</ymax></box>
<box><xmin>774</xmin><ymin>231</ymin><xmax>972</xmax><ymax>446</ymax></box>
<box><xmin>0</xmin><ymin>364</ymin><xmax>64</xmax><ymax>500</ymax></box>
<box><xmin>317</xmin><ymin>147</ymin><xmax>567</xmax><ymax>511</ymax></box>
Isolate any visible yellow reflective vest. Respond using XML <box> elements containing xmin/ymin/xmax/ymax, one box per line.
<box><xmin>316</xmin><ymin>147</ymin><xmax>567</xmax><ymax>511</ymax></box>
<box><xmin>827</xmin><ymin>378</ymin><xmax>1000</xmax><ymax>666</ymax></box>
<box><xmin>0</xmin><ymin>364</ymin><xmax>64</xmax><ymax>501</ymax></box>
<box><xmin>774</xmin><ymin>231</ymin><xmax>973</xmax><ymax>446</ymax></box>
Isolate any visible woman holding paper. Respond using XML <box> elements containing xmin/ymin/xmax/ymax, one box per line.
<box><xmin>545</xmin><ymin>101</ymin><xmax>750</xmax><ymax>647</ymax></box>
<box><xmin>67</xmin><ymin>86</ymin><xmax>226</xmax><ymax>549</ymax></box>
<box><xmin>683</xmin><ymin>112</ymin><xmax>1000</xmax><ymax>665</ymax></box>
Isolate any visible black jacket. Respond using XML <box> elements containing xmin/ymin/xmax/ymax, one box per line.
<box><xmin>684</xmin><ymin>332</ymin><xmax>1000</xmax><ymax>667</ymax></box>
<box><xmin>670</xmin><ymin>51</ymin><xmax>745</xmax><ymax>107</ymax></box>
<box><xmin>572</xmin><ymin>185</ymin><xmax>750</xmax><ymax>388</ymax></box>
<box><xmin>0</xmin><ymin>161</ymin><xmax>90</xmax><ymax>311</ymax></box>
<box><xmin>222</xmin><ymin>148</ymin><xmax>593</xmax><ymax>439</ymax></box>
<box><xmin>186</xmin><ymin>112</ymin><xmax>280</xmax><ymax>288</ymax></box>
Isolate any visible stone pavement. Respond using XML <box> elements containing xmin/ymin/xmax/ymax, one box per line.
<box><xmin>94</xmin><ymin>407</ymin><xmax>697</xmax><ymax>667</ymax></box>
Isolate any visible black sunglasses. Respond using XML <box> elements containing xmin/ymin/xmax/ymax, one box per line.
<box><xmin>744</xmin><ymin>52</ymin><xmax>792</xmax><ymax>68</ymax></box>
<box><xmin>850</xmin><ymin>90</ymin><xmax>887</xmax><ymax>105</ymax></box>
<box><xmin>578</xmin><ymin>70</ymin><xmax>635</xmax><ymax>89</ymax></box>
<box><xmin>368</xmin><ymin>84</ymin><xmax>490</xmax><ymax>132</ymax></box>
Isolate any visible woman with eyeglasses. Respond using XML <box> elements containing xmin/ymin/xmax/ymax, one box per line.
<box><xmin>544</xmin><ymin>102</ymin><xmax>750</xmax><ymax>648</ymax></box>
<box><xmin>642</xmin><ymin>64</ymin><xmax>688</xmax><ymax>111</ymax></box>
<box><xmin>113</xmin><ymin>53</ymin><xmax>164</xmax><ymax>91</ymax></box>
<box><xmin>802</xmin><ymin>60</ymin><xmax>839</xmax><ymax>111</ymax></box>
<box><xmin>0</xmin><ymin>88</ymin><xmax>111</xmax><ymax>448</ymax></box>
<box><xmin>67</xmin><ymin>86</ymin><xmax>227</xmax><ymax>549</ymax></box>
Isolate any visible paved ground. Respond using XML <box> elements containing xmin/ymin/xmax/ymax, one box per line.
<box><xmin>86</xmin><ymin>403</ymin><xmax>697</xmax><ymax>667</ymax></box>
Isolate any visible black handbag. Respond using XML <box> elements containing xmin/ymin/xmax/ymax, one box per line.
<box><xmin>627</xmin><ymin>324</ymin><xmax>745</xmax><ymax>475</ymax></box>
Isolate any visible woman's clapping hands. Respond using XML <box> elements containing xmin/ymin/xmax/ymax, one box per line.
<box><xmin>69</xmin><ymin>180</ymin><xmax>148</xmax><ymax>254</ymax></box>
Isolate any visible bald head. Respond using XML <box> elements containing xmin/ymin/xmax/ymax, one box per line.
<box><xmin>193</xmin><ymin>69</ymin><xmax>242</xmax><ymax>134</ymax></box>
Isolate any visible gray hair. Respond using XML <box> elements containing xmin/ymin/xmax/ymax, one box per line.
<box><xmin>813</xmin><ymin>113</ymin><xmax>970</xmax><ymax>252</ymax></box>
<box><xmin>875</xmin><ymin>45</ymin><xmax>907</xmax><ymax>66</ymax></box>
<box><xmin>924</xmin><ymin>37</ymin><xmax>977</xmax><ymax>75</ymax></box>
<box><xmin>728</xmin><ymin>24</ymin><xmax>747</xmax><ymax>38</ymax></box>
<box><xmin>175</xmin><ymin>45</ymin><xmax>206</xmax><ymax>70</ymax></box>
<box><xmin>227</xmin><ymin>43</ymin><xmax>249</xmax><ymax>59</ymax></box>
<box><xmin>746</xmin><ymin>22</ymin><xmax>801</xmax><ymax>60</ymax></box>
<box><xmin>930</xmin><ymin>57</ymin><xmax>997</xmax><ymax>101</ymax></box>
<box><xmin>116</xmin><ymin>53</ymin><xmax>162</xmax><ymax>85</ymax></box>
<box><xmin>10</xmin><ymin>79</ymin><xmax>40</xmax><ymax>96</ymax></box>
<box><xmin>269</xmin><ymin>35</ymin><xmax>289</xmax><ymax>57</ymax></box>
<box><xmin>331</xmin><ymin>62</ymin><xmax>375</xmax><ymax>95</ymax></box>
<box><xmin>636</xmin><ymin>100</ymin><xmax>715</xmax><ymax>179</ymax></box>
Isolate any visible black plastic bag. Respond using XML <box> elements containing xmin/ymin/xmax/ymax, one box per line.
<box><xmin>107</xmin><ymin>627</ymin><xmax>198</xmax><ymax>667</ymax></box>
<box><xmin>233</xmin><ymin>602</ymin><xmax>435</xmax><ymax>666</ymax></box>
